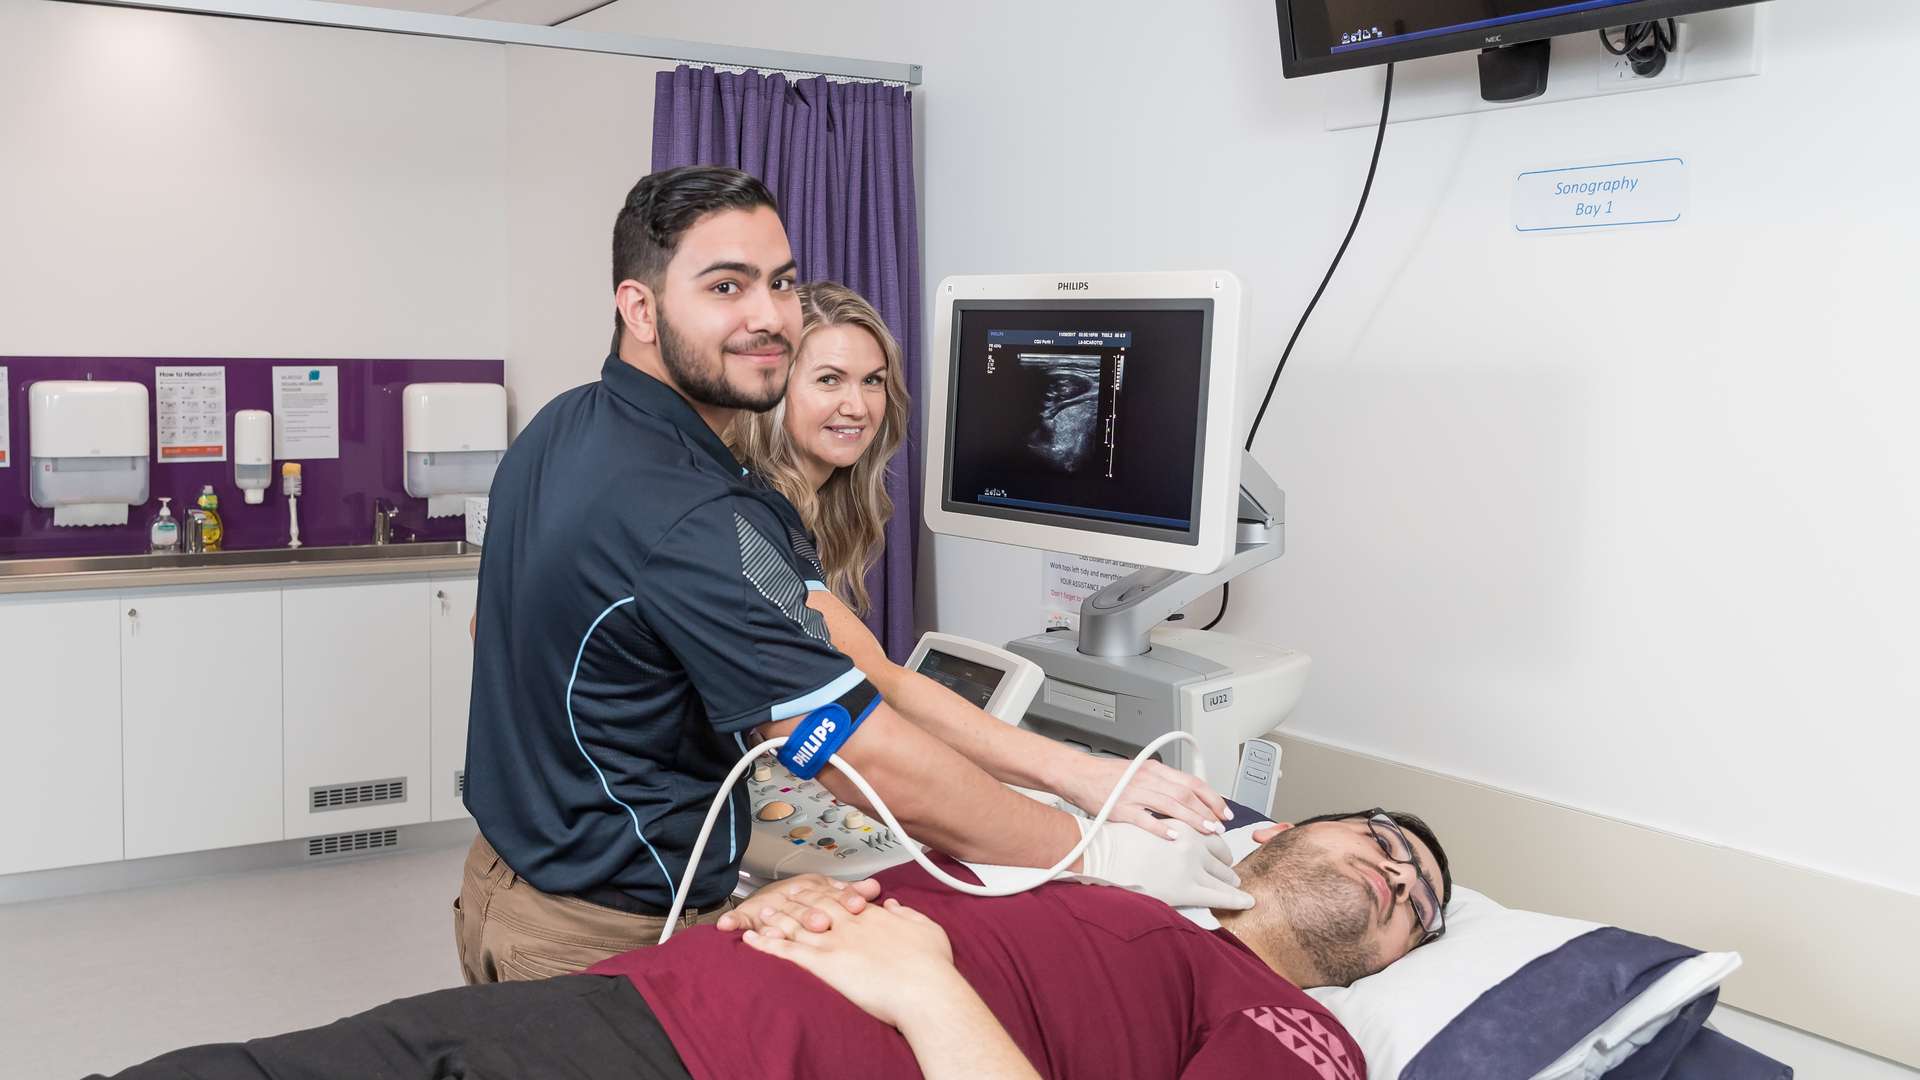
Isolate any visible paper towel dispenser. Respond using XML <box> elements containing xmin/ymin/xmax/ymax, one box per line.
<box><xmin>402</xmin><ymin>383</ymin><xmax>507</xmax><ymax>517</ymax></box>
<box><xmin>29</xmin><ymin>380</ymin><xmax>151</xmax><ymax>527</ymax></box>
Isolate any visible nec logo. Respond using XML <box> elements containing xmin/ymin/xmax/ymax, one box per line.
<box><xmin>1485</xmin><ymin>33</ymin><xmax>1503</xmax><ymax>43</ymax></box>
<box><xmin>1056</xmin><ymin>281</ymin><xmax>1090</xmax><ymax>291</ymax></box>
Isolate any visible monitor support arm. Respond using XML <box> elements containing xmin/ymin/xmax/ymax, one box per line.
<box><xmin>1075</xmin><ymin>452</ymin><xmax>1285</xmax><ymax>658</ymax></box>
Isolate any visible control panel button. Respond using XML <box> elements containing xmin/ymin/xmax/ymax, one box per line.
<box><xmin>843</xmin><ymin>811</ymin><xmax>869</xmax><ymax>829</ymax></box>
<box><xmin>755</xmin><ymin>801</ymin><xmax>797</xmax><ymax>823</ymax></box>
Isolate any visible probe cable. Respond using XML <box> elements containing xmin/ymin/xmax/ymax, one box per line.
<box><xmin>658</xmin><ymin>730</ymin><xmax>1207</xmax><ymax>943</ymax></box>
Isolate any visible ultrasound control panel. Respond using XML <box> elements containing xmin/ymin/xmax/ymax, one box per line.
<box><xmin>740</xmin><ymin>754</ymin><xmax>916</xmax><ymax>887</ymax></box>
<box><xmin>736</xmin><ymin>632</ymin><xmax>1045</xmax><ymax>889</ymax></box>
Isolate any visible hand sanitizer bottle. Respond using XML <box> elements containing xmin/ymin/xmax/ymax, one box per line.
<box><xmin>149</xmin><ymin>497</ymin><xmax>181</xmax><ymax>554</ymax></box>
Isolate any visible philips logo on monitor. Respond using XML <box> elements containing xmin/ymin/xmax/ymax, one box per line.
<box><xmin>1056</xmin><ymin>281</ymin><xmax>1090</xmax><ymax>291</ymax></box>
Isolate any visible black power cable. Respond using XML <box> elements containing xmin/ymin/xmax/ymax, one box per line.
<box><xmin>1200</xmin><ymin>583</ymin><xmax>1230</xmax><ymax>631</ymax></box>
<box><xmin>1243</xmin><ymin>62</ymin><xmax>1396</xmax><ymax>456</ymax></box>
<box><xmin>1201</xmin><ymin>63</ymin><xmax>1395</xmax><ymax>632</ymax></box>
<box><xmin>1600</xmin><ymin>19</ymin><xmax>1678</xmax><ymax>78</ymax></box>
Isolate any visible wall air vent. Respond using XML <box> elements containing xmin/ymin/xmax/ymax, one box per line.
<box><xmin>310</xmin><ymin>777</ymin><xmax>407</xmax><ymax>812</ymax></box>
<box><xmin>306</xmin><ymin>828</ymin><xmax>400</xmax><ymax>858</ymax></box>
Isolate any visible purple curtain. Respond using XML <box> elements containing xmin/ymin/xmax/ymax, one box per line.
<box><xmin>651</xmin><ymin>65</ymin><xmax>922</xmax><ymax>662</ymax></box>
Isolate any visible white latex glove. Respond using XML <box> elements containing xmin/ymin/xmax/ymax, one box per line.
<box><xmin>1068</xmin><ymin>817</ymin><xmax>1254</xmax><ymax>911</ymax></box>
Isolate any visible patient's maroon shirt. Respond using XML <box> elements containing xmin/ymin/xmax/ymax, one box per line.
<box><xmin>588</xmin><ymin>856</ymin><xmax>1365</xmax><ymax>1080</ymax></box>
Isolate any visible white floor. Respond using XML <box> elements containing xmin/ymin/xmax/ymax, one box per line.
<box><xmin>0</xmin><ymin>840</ymin><xmax>471</xmax><ymax>1079</ymax></box>
<box><xmin>5</xmin><ymin>839</ymin><xmax>1916</xmax><ymax>1080</ymax></box>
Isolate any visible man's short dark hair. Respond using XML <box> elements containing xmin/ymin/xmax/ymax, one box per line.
<box><xmin>608</xmin><ymin>165</ymin><xmax>782</xmax><ymax>348</ymax></box>
<box><xmin>1296</xmin><ymin>809</ymin><xmax>1452</xmax><ymax>906</ymax></box>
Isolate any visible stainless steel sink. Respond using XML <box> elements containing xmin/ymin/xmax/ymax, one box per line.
<box><xmin>0</xmin><ymin>541</ymin><xmax>476</xmax><ymax>579</ymax></box>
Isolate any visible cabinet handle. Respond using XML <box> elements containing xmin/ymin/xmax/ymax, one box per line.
<box><xmin>127</xmin><ymin>608</ymin><xmax>137</xmax><ymax>618</ymax></box>
<box><xmin>436</xmin><ymin>590</ymin><xmax>446</xmax><ymax>600</ymax></box>
<box><xmin>127</xmin><ymin>608</ymin><xmax>138</xmax><ymax>637</ymax></box>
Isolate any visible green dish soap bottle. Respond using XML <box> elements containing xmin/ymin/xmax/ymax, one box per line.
<box><xmin>195</xmin><ymin>484</ymin><xmax>224</xmax><ymax>552</ymax></box>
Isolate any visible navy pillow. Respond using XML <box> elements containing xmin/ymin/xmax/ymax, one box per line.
<box><xmin>1403</xmin><ymin>928</ymin><xmax>1700</xmax><ymax>1079</ymax></box>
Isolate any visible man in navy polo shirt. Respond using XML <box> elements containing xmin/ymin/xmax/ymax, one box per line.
<box><xmin>454</xmin><ymin>166</ymin><xmax>1250</xmax><ymax>983</ymax></box>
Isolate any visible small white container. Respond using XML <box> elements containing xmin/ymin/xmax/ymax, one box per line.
<box><xmin>464</xmin><ymin>497</ymin><xmax>489</xmax><ymax>546</ymax></box>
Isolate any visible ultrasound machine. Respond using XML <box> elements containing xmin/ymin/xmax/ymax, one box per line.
<box><xmin>740</xmin><ymin>271</ymin><xmax>1310</xmax><ymax>888</ymax></box>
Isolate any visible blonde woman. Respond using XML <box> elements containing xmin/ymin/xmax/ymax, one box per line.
<box><xmin>730</xmin><ymin>282</ymin><xmax>1233</xmax><ymax>838</ymax></box>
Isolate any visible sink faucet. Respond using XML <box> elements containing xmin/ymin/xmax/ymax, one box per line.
<box><xmin>372</xmin><ymin>500</ymin><xmax>398</xmax><ymax>545</ymax></box>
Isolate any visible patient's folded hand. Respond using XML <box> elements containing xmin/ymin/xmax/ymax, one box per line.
<box><xmin>743</xmin><ymin>897</ymin><xmax>965</xmax><ymax>1030</ymax></box>
<box><xmin>717</xmin><ymin>874</ymin><xmax>882</xmax><ymax>939</ymax></box>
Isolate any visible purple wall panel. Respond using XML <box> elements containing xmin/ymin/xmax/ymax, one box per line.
<box><xmin>0</xmin><ymin>357</ymin><xmax>503</xmax><ymax>558</ymax></box>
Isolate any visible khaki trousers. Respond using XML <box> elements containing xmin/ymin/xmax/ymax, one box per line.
<box><xmin>453</xmin><ymin>833</ymin><xmax>737</xmax><ymax>984</ymax></box>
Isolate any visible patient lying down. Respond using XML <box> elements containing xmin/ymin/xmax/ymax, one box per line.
<box><xmin>95</xmin><ymin>809</ymin><xmax>1451</xmax><ymax>1080</ymax></box>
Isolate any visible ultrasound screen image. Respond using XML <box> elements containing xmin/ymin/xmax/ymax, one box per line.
<box><xmin>945</xmin><ymin>303</ymin><xmax>1208</xmax><ymax>538</ymax></box>
<box><xmin>1017</xmin><ymin>352</ymin><xmax>1115</xmax><ymax>475</ymax></box>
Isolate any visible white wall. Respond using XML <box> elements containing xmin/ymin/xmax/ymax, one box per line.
<box><xmin>0</xmin><ymin>0</ymin><xmax>508</xmax><ymax>359</ymax></box>
<box><xmin>0</xmin><ymin>0</ymin><xmax>670</xmax><ymax>432</ymax></box>
<box><xmin>572</xmin><ymin>0</ymin><xmax>1920</xmax><ymax>895</ymax></box>
<box><xmin>502</xmin><ymin>46</ymin><xmax>667</xmax><ymax>432</ymax></box>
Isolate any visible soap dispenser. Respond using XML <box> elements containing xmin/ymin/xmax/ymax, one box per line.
<box><xmin>233</xmin><ymin>410</ymin><xmax>273</xmax><ymax>504</ymax></box>
<box><xmin>148</xmin><ymin>497</ymin><xmax>181</xmax><ymax>554</ymax></box>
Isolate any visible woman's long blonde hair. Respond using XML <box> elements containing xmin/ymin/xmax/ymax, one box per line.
<box><xmin>730</xmin><ymin>281</ymin><xmax>909</xmax><ymax>616</ymax></box>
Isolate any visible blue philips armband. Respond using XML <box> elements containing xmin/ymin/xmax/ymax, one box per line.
<box><xmin>778</xmin><ymin>680</ymin><xmax>882</xmax><ymax>780</ymax></box>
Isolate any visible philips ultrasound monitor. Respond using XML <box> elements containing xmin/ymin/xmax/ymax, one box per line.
<box><xmin>923</xmin><ymin>271</ymin><xmax>1243</xmax><ymax>576</ymax></box>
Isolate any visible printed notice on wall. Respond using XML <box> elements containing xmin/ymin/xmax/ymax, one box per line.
<box><xmin>155</xmin><ymin>366</ymin><xmax>229</xmax><ymax>463</ymax></box>
<box><xmin>272</xmin><ymin>365</ymin><xmax>339</xmax><ymax>460</ymax></box>
<box><xmin>0</xmin><ymin>366</ymin><xmax>10</xmax><ymax>468</ymax></box>
<box><xmin>1512</xmin><ymin>157</ymin><xmax>1688</xmax><ymax>233</ymax></box>
<box><xmin>1043</xmin><ymin>551</ymin><xmax>1139</xmax><ymax>629</ymax></box>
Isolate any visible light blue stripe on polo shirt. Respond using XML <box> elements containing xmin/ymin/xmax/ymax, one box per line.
<box><xmin>770</xmin><ymin>666</ymin><xmax>868</xmax><ymax>722</ymax></box>
<box><xmin>730</xmin><ymin>732</ymin><xmax>749</xmax><ymax>862</ymax></box>
<box><xmin>565</xmin><ymin>596</ymin><xmax>678</xmax><ymax>906</ymax></box>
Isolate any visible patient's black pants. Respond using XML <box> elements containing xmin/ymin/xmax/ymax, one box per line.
<box><xmin>87</xmin><ymin>974</ymin><xmax>693</xmax><ymax>1080</ymax></box>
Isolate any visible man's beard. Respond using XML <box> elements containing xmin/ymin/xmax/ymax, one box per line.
<box><xmin>658</xmin><ymin>304</ymin><xmax>788</xmax><ymax>413</ymax></box>
<box><xmin>1251</xmin><ymin>829</ymin><xmax>1383</xmax><ymax>987</ymax></box>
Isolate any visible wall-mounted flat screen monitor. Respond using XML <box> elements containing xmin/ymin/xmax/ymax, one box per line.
<box><xmin>1276</xmin><ymin>0</ymin><xmax>1762</xmax><ymax>78</ymax></box>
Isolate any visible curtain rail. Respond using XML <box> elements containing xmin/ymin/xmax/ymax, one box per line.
<box><xmin>54</xmin><ymin>0</ymin><xmax>923</xmax><ymax>86</ymax></box>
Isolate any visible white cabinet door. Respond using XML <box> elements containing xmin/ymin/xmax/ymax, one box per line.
<box><xmin>429</xmin><ymin>574</ymin><xmax>477</xmax><ymax>822</ymax></box>
<box><xmin>121</xmin><ymin>585</ymin><xmax>283</xmax><ymax>859</ymax></box>
<box><xmin>283</xmin><ymin>579</ymin><xmax>431</xmax><ymax>837</ymax></box>
<box><xmin>0</xmin><ymin>593</ymin><xmax>123</xmax><ymax>875</ymax></box>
